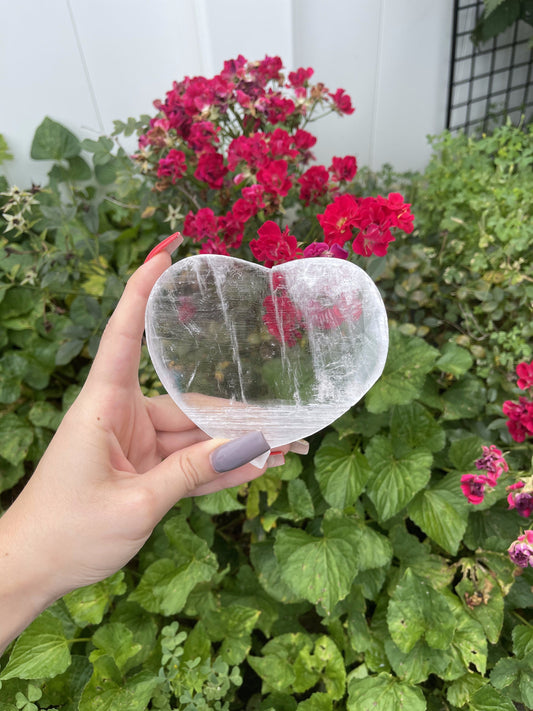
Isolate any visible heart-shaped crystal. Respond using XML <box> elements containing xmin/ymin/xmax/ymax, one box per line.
<box><xmin>145</xmin><ymin>255</ymin><xmax>388</xmax><ymax>448</ymax></box>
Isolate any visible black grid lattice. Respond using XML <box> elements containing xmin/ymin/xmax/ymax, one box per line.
<box><xmin>447</xmin><ymin>0</ymin><xmax>533</xmax><ymax>133</ymax></box>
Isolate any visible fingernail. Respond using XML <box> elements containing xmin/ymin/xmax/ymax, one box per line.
<box><xmin>210</xmin><ymin>431</ymin><xmax>270</xmax><ymax>473</ymax></box>
<box><xmin>289</xmin><ymin>439</ymin><xmax>310</xmax><ymax>455</ymax></box>
<box><xmin>144</xmin><ymin>232</ymin><xmax>183</xmax><ymax>263</ymax></box>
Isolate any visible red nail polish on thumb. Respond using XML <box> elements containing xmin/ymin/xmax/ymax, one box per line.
<box><xmin>144</xmin><ymin>232</ymin><xmax>183</xmax><ymax>263</ymax></box>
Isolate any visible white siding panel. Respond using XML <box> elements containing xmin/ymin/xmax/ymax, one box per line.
<box><xmin>1</xmin><ymin>1</ymin><xmax>455</xmax><ymax>185</ymax></box>
<box><xmin>372</xmin><ymin>0</ymin><xmax>454</xmax><ymax>170</ymax></box>
<box><xmin>1</xmin><ymin>1</ymin><xmax>100</xmax><ymax>185</ymax></box>
<box><xmin>68</xmin><ymin>0</ymin><xmax>204</xmax><ymax>128</ymax></box>
<box><xmin>292</xmin><ymin>0</ymin><xmax>381</xmax><ymax>169</ymax></box>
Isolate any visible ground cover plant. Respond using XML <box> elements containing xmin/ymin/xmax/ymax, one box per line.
<box><xmin>0</xmin><ymin>57</ymin><xmax>532</xmax><ymax>710</ymax></box>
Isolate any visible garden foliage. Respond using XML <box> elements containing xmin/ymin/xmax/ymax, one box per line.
<box><xmin>0</xmin><ymin>58</ymin><xmax>532</xmax><ymax>710</ymax></box>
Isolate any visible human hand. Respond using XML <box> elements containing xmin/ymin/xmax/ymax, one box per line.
<box><xmin>0</xmin><ymin>237</ymin><xmax>304</xmax><ymax>649</ymax></box>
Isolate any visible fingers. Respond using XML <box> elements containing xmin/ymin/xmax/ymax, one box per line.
<box><xmin>88</xmin><ymin>253</ymin><xmax>171</xmax><ymax>390</ymax></box>
<box><xmin>140</xmin><ymin>432</ymin><xmax>270</xmax><ymax>520</ymax></box>
<box><xmin>145</xmin><ymin>395</ymin><xmax>198</xmax><ymax>432</ymax></box>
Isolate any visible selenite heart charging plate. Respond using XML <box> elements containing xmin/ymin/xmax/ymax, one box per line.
<box><xmin>145</xmin><ymin>255</ymin><xmax>388</xmax><ymax>448</ymax></box>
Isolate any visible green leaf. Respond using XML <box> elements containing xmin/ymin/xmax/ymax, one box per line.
<box><xmin>0</xmin><ymin>414</ymin><xmax>34</xmax><ymax>466</ymax></box>
<box><xmin>90</xmin><ymin>623</ymin><xmax>141</xmax><ymax>673</ymax></box>
<box><xmin>274</xmin><ymin>512</ymin><xmax>361</xmax><ymax>613</ymax></box>
<box><xmin>202</xmin><ymin>605</ymin><xmax>260</xmax><ymax>665</ymax></box>
<box><xmin>297</xmin><ymin>693</ymin><xmax>332</xmax><ymax>710</ymax></box>
<box><xmin>250</xmin><ymin>540</ymin><xmax>304</xmax><ymax>604</ymax></box>
<box><xmin>30</xmin><ymin>117</ymin><xmax>81</xmax><ymax>160</ymax></box>
<box><xmin>448</xmin><ymin>595</ymin><xmax>487</xmax><ymax>676</ymax></box>
<box><xmin>55</xmin><ymin>339</ymin><xmax>85</xmax><ymax>366</ymax></box>
<box><xmin>0</xmin><ymin>288</ymin><xmax>36</xmax><ymax>320</ymax></box>
<box><xmin>249</xmin><ymin>633</ymin><xmax>315</xmax><ymax>694</ymax></box>
<box><xmin>384</xmin><ymin>638</ymin><xmax>445</xmax><ymax>684</ymax></box>
<box><xmin>28</xmin><ymin>401</ymin><xmax>62</xmax><ymax>430</ymax></box>
<box><xmin>66</xmin><ymin>156</ymin><xmax>91</xmax><ymax>181</ymax></box>
<box><xmin>390</xmin><ymin>402</ymin><xmax>445</xmax><ymax>455</ymax></box>
<box><xmin>0</xmin><ymin>611</ymin><xmax>70</xmax><ymax>681</ymax></box>
<box><xmin>194</xmin><ymin>486</ymin><xmax>244</xmax><ymax>514</ymax></box>
<box><xmin>513</xmin><ymin>625</ymin><xmax>533</xmax><ymax>657</ymax></box>
<box><xmin>63</xmin><ymin>571</ymin><xmax>126</xmax><ymax>627</ymax></box>
<box><xmin>456</xmin><ymin>576</ymin><xmax>504</xmax><ymax>644</ymax></box>
<box><xmin>37</xmin><ymin>654</ymin><xmax>92</xmax><ymax>709</ymax></box>
<box><xmin>436</xmin><ymin>342</ymin><xmax>473</xmax><ymax>376</ymax></box>
<box><xmin>467</xmin><ymin>683</ymin><xmax>518</xmax><ymax>711</ymax></box>
<box><xmin>249</xmin><ymin>633</ymin><xmax>345</xmax><ymax>698</ymax></box>
<box><xmin>491</xmin><ymin>652</ymin><xmax>533</xmax><ymax>706</ymax></box>
<box><xmin>408</xmin><ymin>472</ymin><xmax>469</xmax><ymax>554</ymax></box>
<box><xmin>446</xmin><ymin>673</ymin><xmax>487</xmax><ymax>708</ymax></box>
<box><xmin>287</xmin><ymin>478</ymin><xmax>315</xmax><ymax>520</ymax></box>
<box><xmin>441</xmin><ymin>376</ymin><xmax>485</xmax><ymax>421</ymax></box>
<box><xmin>448</xmin><ymin>435</ymin><xmax>485</xmax><ymax>471</ymax></box>
<box><xmin>346</xmin><ymin>672</ymin><xmax>426</xmax><ymax>711</ymax></box>
<box><xmin>314</xmin><ymin>433</ymin><xmax>370</xmax><ymax>508</ymax></box>
<box><xmin>365</xmin><ymin>436</ymin><xmax>432</xmax><ymax>521</ymax></box>
<box><xmin>387</xmin><ymin>569</ymin><xmax>456</xmax><ymax>653</ymax></box>
<box><xmin>129</xmin><ymin>516</ymin><xmax>218</xmax><ymax>615</ymax></box>
<box><xmin>365</xmin><ymin>329</ymin><xmax>438</xmax><ymax>413</ymax></box>
<box><xmin>78</xmin><ymin>656</ymin><xmax>160</xmax><ymax>711</ymax></box>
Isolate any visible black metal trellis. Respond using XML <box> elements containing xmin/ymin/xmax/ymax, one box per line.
<box><xmin>446</xmin><ymin>0</ymin><xmax>533</xmax><ymax>133</ymax></box>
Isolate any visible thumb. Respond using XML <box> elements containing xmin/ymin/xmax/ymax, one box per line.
<box><xmin>141</xmin><ymin>431</ymin><xmax>270</xmax><ymax>518</ymax></box>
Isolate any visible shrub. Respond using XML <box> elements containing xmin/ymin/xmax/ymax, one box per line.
<box><xmin>1</xmin><ymin>73</ymin><xmax>532</xmax><ymax>709</ymax></box>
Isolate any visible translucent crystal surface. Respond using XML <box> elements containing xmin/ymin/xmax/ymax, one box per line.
<box><xmin>145</xmin><ymin>255</ymin><xmax>388</xmax><ymax>448</ymax></box>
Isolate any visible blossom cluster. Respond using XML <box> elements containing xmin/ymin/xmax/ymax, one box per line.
<box><xmin>502</xmin><ymin>359</ymin><xmax>533</xmax><ymax>442</ymax></box>
<box><xmin>508</xmin><ymin>530</ymin><xmax>533</xmax><ymax>568</ymax></box>
<box><xmin>460</xmin><ymin>445</ymin><xmax>508</xmax><ymax>504</ymax></box>
<box><xmin>133</xmin><ymin>55</ymin><xmax>413</xmax><ymax>265</ymax></box>
<box><xmin>460</xmin><ymin>361</ymin><xmax>533</xmax><ymax>568</ymax></box>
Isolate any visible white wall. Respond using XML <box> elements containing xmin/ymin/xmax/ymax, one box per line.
<box><xmin>1</xmin><ymin>0</ymin><xmax>454</xmax><ymax>186</ymax></box>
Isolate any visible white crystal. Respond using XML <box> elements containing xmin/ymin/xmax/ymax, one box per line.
<box><xmin>145</xmin><ymin>255</ymin><xmax>388</xmax><ymax>448</ymax></box>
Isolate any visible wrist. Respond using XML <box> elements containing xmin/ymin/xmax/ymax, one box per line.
<box><xmin>0</xmin><ymin>505</ymin><xmax>62</xmax><ymax>653</ymax></box>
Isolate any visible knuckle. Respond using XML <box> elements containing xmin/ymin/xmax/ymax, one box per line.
<box><xmin>178</xmin><ymin>452</ymin><xmax>205</xmax><ymax>492</ymax></box>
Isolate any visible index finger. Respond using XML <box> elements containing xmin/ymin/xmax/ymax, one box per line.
<box><xmin>88</xmin><ymin>252</ymin><xmax>171</xmax><ymax>390</ymax></box>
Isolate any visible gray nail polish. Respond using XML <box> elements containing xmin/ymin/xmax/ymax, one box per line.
<box><xmin>210</xmin><ymin>431</ymin><xmax>270</xmax><ymax>473</ymax></box>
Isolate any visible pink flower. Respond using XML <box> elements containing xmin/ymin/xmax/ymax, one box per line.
<box><xmin>503</xmin><ymin>397</ymin><xmax>533</xmax><ymax>442</ymax></box>
<box><xmin>376</xmin><ymin>192</ymin><xmax>415</xmax><ymax>234</ymax></box>
<box><xmin>256</xmin><ymin>160</ymin><xmax>292</xmax><ymax>197</ymax></box>
<box><xmin>262</xmin><ymin>93</ymin><xmax>296</xmax><ymax>124</ymax></box>
<box><xmin>253</xmin><ymin>55</ymin><xmax>284</xmax><ymax>84</ymax></box>
<box><xmin>217</xmin><ymin>212</ymin><xmax>243</xmax><ymax>250</ymax></box>
<box><xmin>329</xmin><ymin>88</ymin><xmax>355</xmax><ymax>115</ymax></box>
<box><xmin>263</xmin><ymin>292</ymin><xmax>303</xmax><ymax>347</ymax></box>
<box><xmin>317</xmin><ymin>194</ymin><xmax>360</xmax><ymax>246</ymax></box>
<box><xmin>475</xmin><ymin>444</ymin><xmax>508</xmax><ymax>484</ymax></box>
<box><xmin>293</xmin><ymin>129</ymin><xmax>317</xmax><ymax>152</ymax></box>
<box><xmin>516</xmin><ymin>360</ymin><xmax>533</xmax><ymax>391</ymax></box>
<box><xmin>182</xmin><ymin>207</ymin><xmax>218</xmax><ymax>242</ymax></box>
<box><xmin>508</xmin><ymin>530</ymin><xmax>533</xmax><ymax>567</ymax></box>
<box><xmin>268</xmin><ymin>128</ymin><xmax>298</xmax><ymax>159</ymax></box>
<box><xmin>352</xmin><ymin>224</ymin><xmax>395</xmax><ymax>258</ymax></box>
<box><xmin>329</xmin><ymin>156</ymin><xmax>357</xmax><ymax>183</ymax></box>
<box><xmin>199</xmin><ymin>236</ymin><xmax>229</xmax><ymax>255</ymax></box>
<box><xmin>250</xmin><ymin>221</ymin><xmax>302</xmax><ymax>268</ymax></box>
<box><xmin>288</xmin><ymin>67</ymin><xmax>314</xmax><ymax>89</ymax></box>
<box><xmin>157</xmin><ymin>149</ymin><xmax>187</xmax><ymax>183</ymax></box>
<box><xmin>194</xmin><ymin>149</ymin><xmax>228</xmax><ymax>189</ymax></box>
<box><xmin>298</xmin><ymin>165</ymin><xmax>330</xmax><ymax>205</ymax></box>
<box><xmin>460</xmin><ymin>473</ymin><xmax>493</xmax><ymax>504</ymax></box>
<box><xmin>507</xmin><ymin>483</ymin><xmax>533</xmax><ymax>518</ymax></box>
<box><xmin>303</xmin><ymin>242</ymin><xmax>349</xmax><ymax>259</ymax></box>
<box><xmin>227</xmin><ymin>134</ymin><xmax>269</xmax><ymax>171</ymax></box>
<box><xmin>187</xmin><ymin>121</ymin><xmax>219</xmax><ymax>152</ymax></box>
